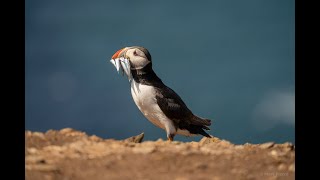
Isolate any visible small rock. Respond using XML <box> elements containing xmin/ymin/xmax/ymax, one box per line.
<box><xmin>124</xmin><ymin>133</ymin><xmax>144</xmax><ymax>143</ymax></box>
<box><xmin>270</xmin><ymin>150</ymin><xmax>278</xmax><ymax>157</ymax></box>
<box><xmin>156</xmin><ymin>138</ymin><xmax>164</xmax><ymax>142</ymax></box>
<box><xmin>259</xmin><ymin>142</ymin><xmax>275</xmax><ymax>149</ymax></box>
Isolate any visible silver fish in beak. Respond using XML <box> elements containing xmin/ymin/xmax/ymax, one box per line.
<box><xmin>110</xmin><ymin>48</ymin><xmax>132</xmax><ymax>82</ymax></box>
<box><xmin>119</xmin><ymin>57</ymin><xmax>132</xmax><ymax>80</ymax></box>
<box><xmin>110</xmin><ymin>57</ymin><xmax>132</xmax><ymax>82</ymax></box>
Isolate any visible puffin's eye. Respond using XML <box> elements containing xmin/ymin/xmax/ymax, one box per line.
<box><xmin>133</xmin><ymin>50</ymin><xmax>138</xmax><ymax>56</ymax></box>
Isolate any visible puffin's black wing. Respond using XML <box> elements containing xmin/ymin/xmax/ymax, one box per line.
<box><xmin>155</xmin><ymin>86</ymin><xmax>193</xmax><ymax>124</ymax></box>
<box><xmin>155</xmin><ymin>85</ymin><xmax>211</xmax><ymax>136</ymax></box>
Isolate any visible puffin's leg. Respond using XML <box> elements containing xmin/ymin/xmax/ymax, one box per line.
<box><xmin>161</xmin><ymin>119</ymin><xmax>176</xmax><ymax>142</ymax></box>
<box><xmin>167</xmin><ymin>134</ymin><xmax>175</xmax><ymax>142</ymax></box>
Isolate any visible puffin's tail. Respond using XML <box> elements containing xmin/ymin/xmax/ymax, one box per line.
<box><xmin>191</xmin><ymin>115</ymin><xmax>212</xmax><ymax>127</ymax></box>
<box><xmin>187</xmin><ymin>124</ymin><xmax>211</xmax><ymax>137</ymax></box>
<box><xmin>189</xmin><ymin>115</ymin><xmax>212</xmax><ymax>137</ymax></box>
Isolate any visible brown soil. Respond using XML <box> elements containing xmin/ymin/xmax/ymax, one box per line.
<box><xmin>26</xmin><ymin>128</ymin><xmax>295</xmax><ymax>180</ymax></box>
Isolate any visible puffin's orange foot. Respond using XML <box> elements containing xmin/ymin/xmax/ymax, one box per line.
<box><xmin>167</xmin><ymin>134</ymin><xmax>174</xmax><ymax>142</ymax></box>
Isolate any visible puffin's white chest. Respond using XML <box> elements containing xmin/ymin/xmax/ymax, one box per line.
<box><xmin>130</xmin><ymin>80</ymin><xmax>193</xmax><ymax>137</ymax></box>
<box><xmin>130</xmin><ymin>80</ymin><xmax>166</xmax><ymax>129</ymax></box>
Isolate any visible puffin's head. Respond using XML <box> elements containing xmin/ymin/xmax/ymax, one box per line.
<box><xmin>111</xmin><ymin>46</ymin><xmax>152</xmax><ymax>70</ymax></box>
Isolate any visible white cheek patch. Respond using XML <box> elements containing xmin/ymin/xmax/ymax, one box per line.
<box><xmin>110</xmin><ymin>57</ymin><xmax>132</xmax><ymax>82</ymax></box>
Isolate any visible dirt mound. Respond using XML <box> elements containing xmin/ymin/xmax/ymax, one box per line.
<box><xmin>26</xmin><ymin>128</ymin><xmax>295</xmax><ymax>180</ymax></box>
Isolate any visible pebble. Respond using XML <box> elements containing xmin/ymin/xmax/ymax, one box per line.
<box><xmin>270</xmin><ymin>150</ymin><xmax>278</xmax><ymax>157</ymax></box>
<box><xmin>156</xmin><ymin>138</ymin><xmax>164</xmax><ymax>142</ymax></box>
<box><xmin>124</xmin><ymin>133</ymin><xmax>144</xmax><ymax>143</ymax></box>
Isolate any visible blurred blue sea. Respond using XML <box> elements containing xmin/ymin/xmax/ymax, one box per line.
<box><xmin>25</xmin><ymin>0</ymin><xmax>295</xmax><ymax>144</ymax></box>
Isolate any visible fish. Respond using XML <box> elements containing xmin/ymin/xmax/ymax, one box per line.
<box><xmin>120</xmin><ymin>57</ymin><xmax>132</xmax><ymax>80</ymax></box>
<box><xmin>110</xmin><ymin>59</ymin><xmax>116</xmax><ymax>68</ymax></box>
<box><xmin>110</xmin><ymin>57</ymin><xmax>132</xmax><ymax>82</ymax></box>
<box><xmin>115</xmin><ymin>58</ymin><xmax>120</xmax><ymax>72</ymax></box>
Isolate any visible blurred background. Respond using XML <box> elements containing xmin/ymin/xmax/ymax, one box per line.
<box><xmin>25</xmin><ymin>0</ymin><xmax>295</xmax><ymax>144</ymax></box>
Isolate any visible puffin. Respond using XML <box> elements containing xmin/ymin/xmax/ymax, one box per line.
<box><xmin>110</xmin><ymin>46</ymin><xmax>212</xmax><ymax>141</ymax></box>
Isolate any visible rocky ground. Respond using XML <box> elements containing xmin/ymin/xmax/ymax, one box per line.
<box><xmin>25</xmin><ymin>128</ymin><xmax>295</xmax><ymax>180</ymax></box>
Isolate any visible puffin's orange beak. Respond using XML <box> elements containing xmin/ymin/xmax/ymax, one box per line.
<box><xmin>111</xmin><ymin>48</ymin><xmax>124</xmax><ymax>59</ymax></box>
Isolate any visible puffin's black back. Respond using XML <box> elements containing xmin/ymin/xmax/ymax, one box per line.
<box><xmin>130</xmin><ymin>57</ymin><xmax>211</xmax><ymax>137</ymax></box>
